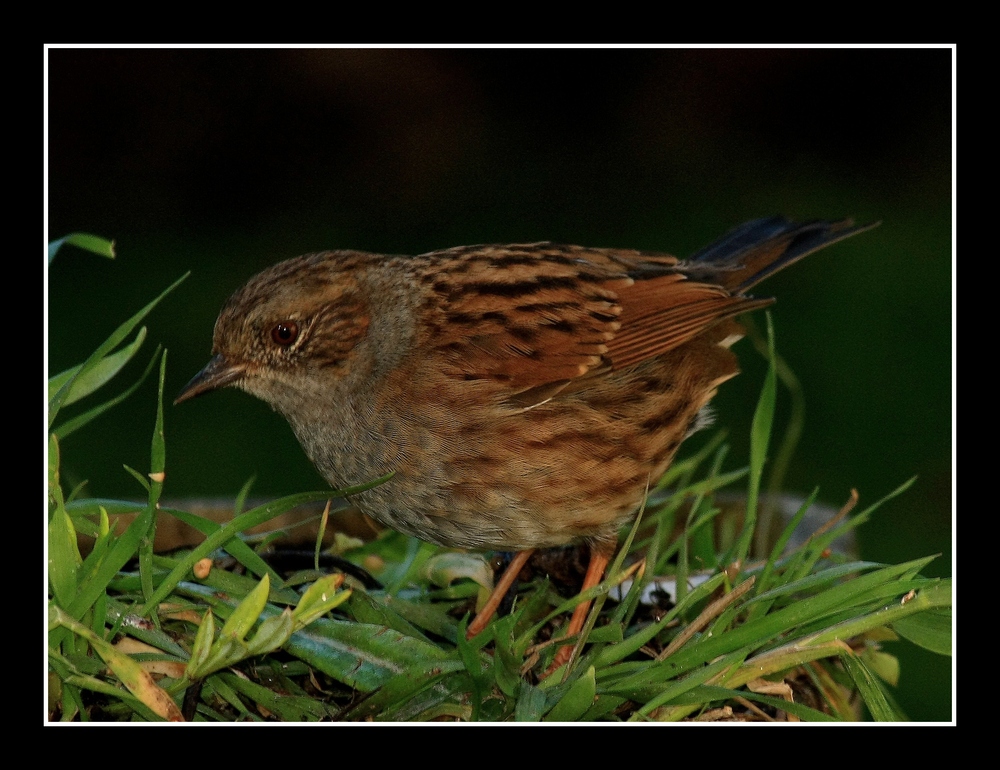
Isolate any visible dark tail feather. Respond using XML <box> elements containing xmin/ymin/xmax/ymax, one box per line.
<box><xmin>687</xmin><ymin>217</ymin><xmax>879</xmax><ymax>294</ymax></box>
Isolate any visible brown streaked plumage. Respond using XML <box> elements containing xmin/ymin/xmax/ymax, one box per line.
<box><xmin>177</xmin><ymin>216</ymin><xmax>876</xmax><ymax>671</ymax></box>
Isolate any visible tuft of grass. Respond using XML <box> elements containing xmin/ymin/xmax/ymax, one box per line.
<box><xmin>47</xmin><ymin>242</ymin><xmax>951</xmax><ymax>722</ymax></box>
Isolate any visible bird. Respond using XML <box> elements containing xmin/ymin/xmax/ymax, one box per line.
<box><xmin>176</xmin><ymin>216</ymin><xmax>876</xmax><ymax>673</ymax></box>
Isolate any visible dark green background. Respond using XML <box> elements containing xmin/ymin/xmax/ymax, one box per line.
<box><xmin>47</xmin><ymin>47</ymin><xmax>953</xmax><ymax>720</ymax></box>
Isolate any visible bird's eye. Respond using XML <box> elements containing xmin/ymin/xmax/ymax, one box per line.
<box><xmin>271</xmin><ymin>321</ymin><xmax>300</xmax><ymax>346</ymax></box>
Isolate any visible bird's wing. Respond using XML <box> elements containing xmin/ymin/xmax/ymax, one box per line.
<box><xmin>419</xmin><ymin>243</ymin><xmax>762</xmax><ymax>408</ymax></box>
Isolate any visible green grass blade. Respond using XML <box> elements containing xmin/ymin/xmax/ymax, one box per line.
<box><xmin>891</xmin><ymin>588</ymin><xmax>952</xmax><ymax>655</ymax></box>
<box><xmin>54</xmin><ymin>346</ymin><xmax>162</xmax><ymax>440</ymax></box>
<box><xmin>49</xmin><ymin>233</ymin><xmax>116</xmax><ymax>264</ymax></box>
<box><xmin>49</xmin><ymin>273</ymin><xmax>188</xmax><ymax>429</ymax></box>
<box><xmin>48</xmin><ymin>327</ymin><xmax>147</xmax><ymax>407</ymax></box>
<box><xmin>841</xmin><ymin>651</ymin><xmax>906</xmax><ymax>721</ymax></box>
<box><xmin>733</xmin><ymin>312</ymin><xmax>777</xmax><ymax>564</ymax></box>
<box><xmin>544</xmin><ymin>666</ymin><xmax>597</xmax><ymax>722</ymax></box>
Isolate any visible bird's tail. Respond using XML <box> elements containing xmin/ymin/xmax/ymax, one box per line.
<box><xmin>685</xmin><ymin>217</ymin><xmax>879</xmax><ymax>294</ymax></box>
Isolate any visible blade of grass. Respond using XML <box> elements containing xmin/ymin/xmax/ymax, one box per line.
<box><xmin>48</xmin><ymin>327</ymin><xmax>147</xmax><ymax>406</ymax></box>
<box><xmin>137</xmin><ymin>483</ymin><xmax>388</xmax><ymax>616</ymax></box>
<box><xmin>48</xmin><ymin>232</ymin><xmax>115</xmax><ymax>263</ymax></box>
<box><xmin>49</xmin><ymin>604</ymin><xmax>183</xmax><ymax>721</ymax></box>
<box><xmin>49</xmin><ymin>273</ymin><xmax>188</xmax><ymax>429</ymax></box>
<box><xmin>841</xmin><ymin>650</ymin><xmax>906</xmax><ymax>721</ymax></box>
<box><xmin>68</xmin><ymin>498</ymin><xmax>284</xmax><ymax>585</ymax></box>
<box><xmin>732</xmin><ymin>311</ymin><xmax>777</xmax><ymax>566</ymax></box>
<box><xmin>54</xmin><ymin>346</ymin><xmax>163</xmax><ymax>440</ymax></box>
<box><xmin>138</xmin><ymin>352</ymin><xmax>168</xmax><ymax>613</ymax></box>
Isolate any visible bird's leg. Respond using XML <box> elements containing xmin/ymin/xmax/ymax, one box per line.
<box><xmin>466</xmin><ymin>548</ymin><xmax>535</xmax><ymax>639</ymax></box>
<box><xmin>543</xmin><ymin>537</ymin><xmax>616</xmax><ymax>677</ymax></box>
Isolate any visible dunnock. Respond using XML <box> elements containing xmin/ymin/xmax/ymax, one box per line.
<box><xmin>177</xmin><ymin>216</ymin><xmax>875</xmax><ymax>670</ymax></box>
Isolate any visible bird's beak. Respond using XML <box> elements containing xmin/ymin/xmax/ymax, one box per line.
<box><xmin>175</xmin><ymin>354</ymin><xmax>245</xmax><ymax>405</ymax></box>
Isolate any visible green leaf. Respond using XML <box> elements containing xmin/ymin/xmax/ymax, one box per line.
<box><xmin>68</xmin><ymin>498</ymin><xmax>283</xmax><ymax>585</ymax></box>
<box><xmin>47</xmin><ymin>507</ymin><xmax>80</xmax><ymax>608</ymax></box>
<box><xmin>607</xmin><ymin>558</ymin><xmax>936</xmax><ymax>695</ymax></box>
<box><xmin>735</xmin><ymin>311</ymin><xmax>777</xmax><ymax>563</ymax></box>
<box><xmin>490</xmin><ymin>614</ymin><xmax>525</xmax><ymax>698</ymax></box>
<box><xmin>346</xmin><ymin>590</ymin><xmax>433</xmax><ymax>641</ymax></box>
<box><xmin>47</xmin><ymin>434</ymin><xmax>82</xmax><ymax>608</ymax></box>
<box><xmin>198</xmin><ymin>637</ymin><xmax>249</xmax><ymax>679</ymax></box>
<box><xmin>286</xmin><ymin>615</ymin><xmax>462</xmax><ymax>693</ymax></box>
<box><xmin>592</xmin><ymin>571</ymin><xmax>729</xmax><ymax>668</ymax></box>
<box><xmin>514</xmin><ymin>680</ymin><xmax>549</xmax><ymax>722</ymax></box>
<box><xmin>49</xmin><ymin>273</ymin><xmax>188</xmax><ymax>430</ymax></box>
<box><xmin>637</xmin><ymin>654</ymin><xmax>746</xmax><ymax>719</ymax></box>
<box><xmin>100</xmin><ymin>599</ymin><xmax>189</xmax><ymax>658</ymax></box>
<box><xmin>247</xmin><ymin>609</ymin><xmax>294</xmax><ymax>655</ymax></box>
<box><xmin>544</xmin><ymin>666</ymin><xmax>597</xmax><ymax>722</ymax></box>
<box><xmin>221</xmin><ymin>574</ymin><xmax>271</xmax><ymax>641</ymax></box>
<box><xmin>842</xmin><ymin>652</ymin><xmax>906</xmax><ymax>721</ymax></box>
<box><xmin>47</xmin><ymin>432</ymin><xmax>62</xmax><ymax>509</ymax></box>
<box><xmin>215</xmin><ymin>671</ymin><xmax>331</xmax><ymax>722</ymax></box>
<box><xmin>293</xmin><ymin>573</ymin><xmax>352</xmax><ymax>628</ymax></box>
<box><xmin>179</xmin><ymin>580</ymin><xmax>461</xmax><ymax>693</ymax></box>
<box><xmin>377</xmin><ymin>593</ymin><xmax>462</xmax><ymax>643</ymax></box>
<box><xmin>891</xmin><ymin>599</ymin><xmax>952</xmax><ymax>656</ymax></box>
<box><xmin>793</xmin><ymin>577</ymin><xmax>949</xmax><ymax>648</ymax></box>
<box><xmin>750</xmin><ymin>312</ymin><xmax>778</xmax><ymax>473</ymax></box>
<box><xmin>49</xmin><ymin>233</ymin><xmax>116</xmax><ymax>264</ymax></box>
<box><xmin>679</xmin><ymin>685</ymin><xmax>840</xmax><ymax>722</ymax></box>
<box><xmin>138</xmin><ymin>352</ymin><xmax>169</xmax><ymax>608</ymax></box>
<box><xmin>203</xmin><ymin>673</ymin><xmax>253</xmax><ymax>719</ymax></box>
<box><xmin>137</xmin><ymin>488</ymin><xmax>377</xmax><ymax>615</ymax></box>
<box><xmin>54</xmin><ymin>346</ymin><xmax>162</xmax><ymax>440</ymax></box>
<box><xmin>423</xmin><ymin>551</ymin><xmax>493</xmax><ymax>589</ymax></box>
<box><xmin>186</xmin><ymin>609</ymin><xmax>215</xmax><ymax>678</ymax></box>
<box><xmin>65</xmin><ymin>501</ymin><xmax>153</xmax><ymax>621</ymax></box>
<box><xmin>863</xmin><ymin>648</ymin><xmax>901</xmax><ymax>687</ymax></box>
<box><xmin>48</xmin><ymin>328</ymin><xmax>147</xmax><ymax>407</ymax></box>
<box><xmin>49</xmin><ymin>604</ymin><xmax>183</xmax><ymax>721</ymax></box>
